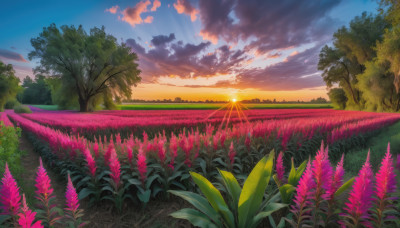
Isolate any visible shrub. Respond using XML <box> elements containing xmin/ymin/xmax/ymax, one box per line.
<box><xmin>0</xmin><ymin>122</ymin><xmax>22</xmax><ymax>178</ymax></box>
<box><xmin>14</xmin><ymin>105</ymin><xmax>32</xmax><ymax>114</ymax></box>
<box><xmin>4</xmin><ymin>99</ymin><xmax>20</xmax><ymax>109</ymax></box>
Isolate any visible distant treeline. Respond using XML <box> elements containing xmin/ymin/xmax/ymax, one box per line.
<box><xmin>123</xmin><ymin>97</ymin><xmax>328</xmax><ymax>104</ymax></box>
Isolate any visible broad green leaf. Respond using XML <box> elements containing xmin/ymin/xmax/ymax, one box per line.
<box><xmin>287</xmin><ymin>159</ymin><xmax>296</xmax><ymax>185</ymax></box>
<box><xmin>219</xmin><ymin>169</ymin><xmax>242</xmax><ymax>211</ymax></box>
<box><xmin>251</xmin><ymin>203</ymin><xmax>287</xmax><ymax>227</ymax></box>
<box><xmin>294</xmin><ymin>160</ymin><xmax>307</xmax><ymax>183</ymax></box>
<box><xmin>168</xmin><ymin>190</ymin><xmax>222</xmax><ymax>225</ymax></box>
<box><xmin>137</xmin><ymin>189</ymin><xmax>151</xmax><ymax>203</ymax></box>
<box><xmin>238</xmin><ymin>151</ymin><xmax>274</xmax><ymax>228</ymax></box>
<box><xmin>170</xmin><ymin>208</ymin><xmax>218</xmax><ymax>228</ymax></box>
<box><xmin>334</xmin><ymin>177</ymin><xmax>355</xmax><ymax>198</ymax></box>
<box><xmin>279</xmin><ymin>184</ymin><xmax>295</xmax><ymax>204</ymax></box>
<box><xmin>190</xmin><ymin>172</ymin><xmax>235</xmax><ymax>228</ymax></box>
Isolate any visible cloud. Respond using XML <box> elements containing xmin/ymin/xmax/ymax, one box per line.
<box><xmin>151</xmin><ymin>0</ymin><xmax>161</xmax><ymax>11</ymax></box>
<box><xmin>0</xmin><ymin>49</ymin><xmax>28</xmax><ymax>62</ymax></box>
<box><xmin>151</xmin><ymin>33</ymin><xmax>176</xmax><ymax>46</ymax></box>
<box><xmin>126</xmin><ymin>37</ymin><xmax>248</xmax><ymax>81</ymax></box>
<box><xmin>105</xmin><ymin>5</ymin><xmax>119</xmax><ymax>14</ymax></box>
<box><xmin>174</xmin><ymin>0</ymin><xmax>199</xmax><ymax>22</ymax></box>
<box><xmin>198</xmin><ymin>0</ymin><xmax>342</xmax><ymax>54</ymax></box>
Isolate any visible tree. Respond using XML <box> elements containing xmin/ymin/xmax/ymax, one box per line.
<box><xmin>0</xmin><ymin>61</ymin><xmax>20</xmax><ymax>111</ymax></box>
<box><xmin>21</xmin><ymin>75</ymin><xmax>52</xmax><ymax>105</ymax></box>
<box><xmin>318</xmin><ymin>46</ymin><xmax>361</xmax><ymax>106</ymax></box>
<box><xmin>29</xmin><ymin>24</ymin><xmax>141</xmax><ymax>112</ymax></box>
<box><xmin>174</xmin><ymin>97</ymin><xmax>182</xmax><ymax>103</ymax></box>
<box><xmin>328</xmin><ymin>88</ymin><xmax>347</xmax><ymax>110</ymax></box>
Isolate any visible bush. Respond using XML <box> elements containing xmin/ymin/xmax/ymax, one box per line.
<box><xmin>4</xmin><ymin>99</ymin><xmax>20</xmax><ymax>109</ymax></box>
<box><xmin>14</xmin><ymin>105</ymin><xmax>32</xmax><ymax>113</ymax></box>
<box><xmin>0</xmin><ymin>122</ymin><xmax>22</xmax><ymax>178</ymax></box>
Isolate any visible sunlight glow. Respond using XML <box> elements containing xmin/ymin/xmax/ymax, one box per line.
<box><xmin>232</xmin><ymin>98</ymin><xmax>237</xmax><ymax>102</ymax></box>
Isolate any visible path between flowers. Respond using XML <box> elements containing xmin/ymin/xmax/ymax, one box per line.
<box><xmin>18</xmin><ymin>133</ymin><xmax>190</xmax><ymax>228</ymax></box>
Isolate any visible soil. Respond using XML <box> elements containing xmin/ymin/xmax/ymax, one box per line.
<box><xmin>19</xmin><ymin>133</ymin><xmax>192</xmax><ymax>228</ymax></box>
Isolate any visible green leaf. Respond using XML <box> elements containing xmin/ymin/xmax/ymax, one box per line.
<box><xmin>219</xmin><ymin>169</ymin><xmax>242</xmax><ymax>211</ymax></box>
<box><xmin>78</xmin><ymin>188</ymin><xmax>93</xmax><ymax>200</ymax></box>
<box><xmin>251</xmin><ymin>203</ymin><xmax>287</xmax><ymax>227</ymax></box>
<box><xmin>279</xmin><ymin>184</ymin><xmax>295</xmax><ymax>204</ymax></box>
<box><xmin>294</xmin><ymin>160</ymin><xmax>307</xmax><ymax>183</ymax></box>
<box><xmin>190</xmin><ymin>172</ymin><xmax>235</xmax><ymax>228</ymax></box>
<box><xmin>170</xmin><ymin>208</ymin><xmax>219</xmax><ymax>228</ymax></box>
<box><xmin>334</xmin><ymin>177</ymin><xmax>355</xmax><ymax>198</ymax></box>
<box><xmin>137</xmin><ymin>189</ymin><xmax>151</xmax><ymax>203</ymax></box>
<box><xmin>287</xmin><ymin>159</ymin><xmax>297</xmax><ymax>186</ymax></box>
<box><xmin>168</xmin><ymin>190</ymin><xmax>221</xmax><ymax>225</ymax></box>
<box><xmin>238</xmin><ymin>150</ymin><xmax>275</xmax><ymax>228</ymax></box>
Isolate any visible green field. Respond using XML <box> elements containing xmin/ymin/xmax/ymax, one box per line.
<box><xmin>118</xmin><ymin>103</ymin><xmax>333</xmax><ymax>110</ymax></box>
<box><xmin>30</xmin><ymin>103</ymin><xmax>332</xmax><ymax>111</ymax></box>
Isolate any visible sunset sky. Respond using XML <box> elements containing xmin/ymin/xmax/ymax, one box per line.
<box><xmin>0</xmin><ymin>0</ymin><xmax>377</xmax><ymax>101</ymax></box>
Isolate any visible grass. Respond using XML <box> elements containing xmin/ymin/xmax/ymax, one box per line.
<box><xmin>30</xmin><ymin>104</ymin><xmax>59</xmax><ymax>111</ymax></box>
<box><xmin>343</xmin><ymin>120</ymin><xmax>400</xmax><ymax>176</ymax></box>
<box><xmin>118</xmin><ymin>103</ymin><xmax>333</xmax><ymax>110</ymax></box>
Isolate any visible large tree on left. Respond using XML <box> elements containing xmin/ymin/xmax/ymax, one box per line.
<box><xmin>0</xmin><ymin>61</ymin><xmax>20</xmax><ymax>111</ymax></box>
<box><xmin>29</xmin><ymin>24</ymin><xmax>141</xmax><ymax>112</ymax></box>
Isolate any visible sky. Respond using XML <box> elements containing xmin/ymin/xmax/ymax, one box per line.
<box><xmin>0</xmin><ymin>0</ymin><xmax>379</xmax><ymax>101</ymax></box>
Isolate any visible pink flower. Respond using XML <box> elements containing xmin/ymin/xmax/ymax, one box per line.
<box><xmin>65</xmin><ymin>174</ymin><xmax>80</xmax><ymax>213</ymax></box>
<box><xmin>35</xmin><ymin>158</ymin><xmax>54</xmax><ymax>199</ymax></box>
<box><xmin>93</xmin><ymin>142</ymin><xmax>99</xmax><ymax>158</ymax></box>
<box><xmin>342</xmin><ymin>151</ymin><xmax>374</xmax><ymax>227</ymax></box>
<box><xmin>157</xmin><ymin>140</ymin><xmax>166</xmax><ymax>163</ymax></box>
<box><xmin>0</xmin><ymin>163</ymin><xmax>21</xmax><ymax>217</ymax></box>
<box><xmin>327</xmin><ymin>154</ymin><xmax>344</xmax><ymax>200</ymax></box>
<box><xmin>137</xmin><ymin>145</ymin><xmax>147</xmax><ymax>184</ymax></box>
<box><xmin>83</xmin><ymin>149</ymin><xmax>96</xmax><ymax>177</ymax></box>
<box><xmin>169</xmin><ymin>134</ymin><xmax>178</xmax><ymax>170</ymax></box>
<box><xmin>127</xmin><ymin>146</ymin><xmax>133</xmax><ymax>165</ymax></box>
<box><xmin>276</xmin><ymin>151</ymin><xmax>285</xmax><ymax>183</ymax></box>
<box><xmin>104</xmin><ymin>143</ymin><xmax>114</xmax><ymax>166</ymax></box>
<box><xmin>108</xmin><ymin>149</ymin><xmax>121</xmax><ymax>190</ymax></box>
<box><xmin>291</xmin><ymin>161</ymin><xmax>315</xmax><ymax>225</ymax></box>
<box><xmin>228</xmin><ymin>142</ymin><xmax>236</xmax><ymax>165</ymax></box>
<box><xmin>18</xmin><ymin>194</ymin><xmax>43</xmax><ymax>228</ymax></box>
<box><xmin>311</xmin><ymin>141</ymin><xmax>333</xmax><ymax>201</ymax></box>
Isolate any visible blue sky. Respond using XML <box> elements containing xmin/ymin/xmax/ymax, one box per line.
<box><xmin>0</xmin><ymin>0</ymin><xmax>379</xmax><ymax>101</ymax></box>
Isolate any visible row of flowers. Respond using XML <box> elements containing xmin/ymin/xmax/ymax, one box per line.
<box><xmin>5</xmin><ymin>111</ymin><xmax>400</xmax><ymax>212</ymax></box>
<box><xmin>0</xmin><ymin>160</ymin><xmax>86</xmax><ymax>227</ymax></box>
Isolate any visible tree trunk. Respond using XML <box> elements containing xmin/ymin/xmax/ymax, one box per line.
<box><xmin>79</xmin><ymin>97</ymin><xmax>89</xmax><ymax>112</ymax></box>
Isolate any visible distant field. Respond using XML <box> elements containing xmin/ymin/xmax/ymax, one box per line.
<box><xmin>30</xmin><ymin>103</ymin><xmax>333</xmax><ymax>111</ymax></box>
<box><xmin>118</xmin><ymin>103</ymin><xmax>333</xmax><ymax>110</ymax></box>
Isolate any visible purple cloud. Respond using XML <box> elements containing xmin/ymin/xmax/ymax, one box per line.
<box><xmin>0</xmin><ymin>49</ymin><xmax>28</xmax><ymax>62</ymax></box>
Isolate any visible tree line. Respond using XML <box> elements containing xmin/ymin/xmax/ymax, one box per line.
<box><xmin>320</xmin><ymin>0</ymin><xmax>400</xmax><ymax>112</ymax></box>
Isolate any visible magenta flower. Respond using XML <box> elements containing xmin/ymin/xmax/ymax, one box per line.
<box><xmin>93</xmin><ymin>142</ymin><xmax>99</xmax><ymax>159</ymax></box>
<box><xmin>327</xmin><ymin>154</ymin><xmax>344</xmax><ymax>200</ymax></box>
<box><xmin>276</xmin><ymin>151</ymin><xmax>285</xmax><ymax>183</ymax></box>
<box><xmin>18</xmin><ymin>194</ymin><xmax>43</xmax><ymax>228</ymax></box>
<box><xmin>65</xmin><ymin>174</ymin><xmax>80</xmax><ymax>214</ymax></box>
<box><xmin>374</xmin><ymin>143</ymin><xmax>397</xmax><ymax>225</ymax></box>
<box><xmin>35</xmin><ymin>158</ymin><xmax>54</xmax><ymax>199</ymax></box>
<box><xmin>228</xmin><ymin>141</ymin><xmax>236</xmax><ymax>165</ymax></box>
<box><xmin>396</xmin><ymin>154</ymin><xmax>400</xmax><ymax>171</ymax></box>
<box><xmin>291</xmin><ymin>161</ymin><xmax>315</xmax><ymax>226</ymax></box>
<box><xmin>0</xmin><ymin>163</ymin><xmax>21</xmax><ymax>217</ymax></box>
<box><xmin>83</xmin><ymin>149</ymin><xmax>96</xmax><ymax>177</ymax></box>
<box><xmin>127</xmin><ymin>146</ymin><xmax>133</xmax><ymax>165</ymax></box>
<box><xmin>157</xmin><ymin>140</ymin><xmax>166</xmax><ymax>164</ymax></box>
<box><xmin>137</xmin><ymin>145</ymin><xmax>147</xmax><ymax>184</ymax></box>
<box><xmin>108</xmin><ymin>149</ymin><xmax>121</xmax><ymax>190</ymax></box>
<box><xmin>312</xmin><ymin>141</ymin><xmax>333</xmax><ymax>201</ymax></box>
<box><xmin>169</xmin><ymin>134</ymin><xmax>178</xmax><ymax>170</ymax></box>
<box><xmin>342</xmin><ymin>151</ymin><xmax>374</xmax><ymax>227</ymax></box>
<box><xmin>104</xmin><ymin>143</ymin><xmax>115</xmax><ymax>166</ymax></box>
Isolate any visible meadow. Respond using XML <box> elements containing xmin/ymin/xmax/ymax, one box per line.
<box><xmin>1</xmin><ymin>105</ymin><xmax>400</xmax><ymax>227</ymax></box>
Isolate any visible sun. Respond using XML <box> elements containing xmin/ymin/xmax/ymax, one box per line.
<box><xmin>232</xmin><ymin>98</ymin><xmax>237</xmax><ymax>102</ymax></box>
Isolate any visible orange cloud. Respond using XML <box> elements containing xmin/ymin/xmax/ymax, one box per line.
<box><xmin>199</xmin><ymin>30</ymin><xmax>218</xmax><ymax>44</ymax></box>
<box><xmin>289</xmin><ymin>51</ymin><xmax>299</xmax><ymax>56</ymax></box>
<box><xmin>105</xmin><ymin>5</ymin><xmax>119</xmax><ymax>14</ymax></box>
<box><xmin>173</xmin><ymin>0</ymin><xmax>199</xmax><ymax>22</ymax></box>
<box><xmin>121</xmin><ymin>0</ymin><xmax>153</xmax><ymax>27</ymax></box>
<box><xmin>151</xmin><ymin>0</ymin><xmax>161</xmax><ymax>11</ymax></box>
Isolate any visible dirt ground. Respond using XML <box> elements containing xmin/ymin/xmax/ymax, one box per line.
<box><xmin>19</xmin><ymin>133</ymin><xmax>191</xmax><ymax>228</ymax></box>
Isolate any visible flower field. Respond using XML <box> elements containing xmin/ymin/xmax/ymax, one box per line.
<box><xmin>1</xmin><ymin>108</ymin><xmax>400</xmax><ymax>227</ymax></box>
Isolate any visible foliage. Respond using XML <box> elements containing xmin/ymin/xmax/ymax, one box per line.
<box><xmin>0</xmin><ymin>121</ymin><xmax>22</xmax><ymax>179</ymax></box>
<box><xmin>28</xmin><ymin>24</ymin><xmax>141</xmax><ymax>112</ymax></box>
<box><xmin>4</xmin><ymin>99</ymin><xmax>20</xmax><ymax>109</ymax></box>
<box><xmin>14</xmin><ymin>105</ymin><xmax>32</xmax><ymax>114</ymax></box>
<box><xmin>21</xmin><ymin>75</ymin><xmax>52</xmax><ymax>105</ymax></box>
<box><xmin>170</xmin><ymin>151</ymin><xmax>288</xmax><ymax>228</ymax></box>
<box><xmin>0</xmin><ymin>61</ymin><xmax>20</xmax><ymax>112</ymax></box>
<box><xmin>328</xmin><ymin>88</ymin><xmax>347</xmax><ymax>110</ymax></box>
